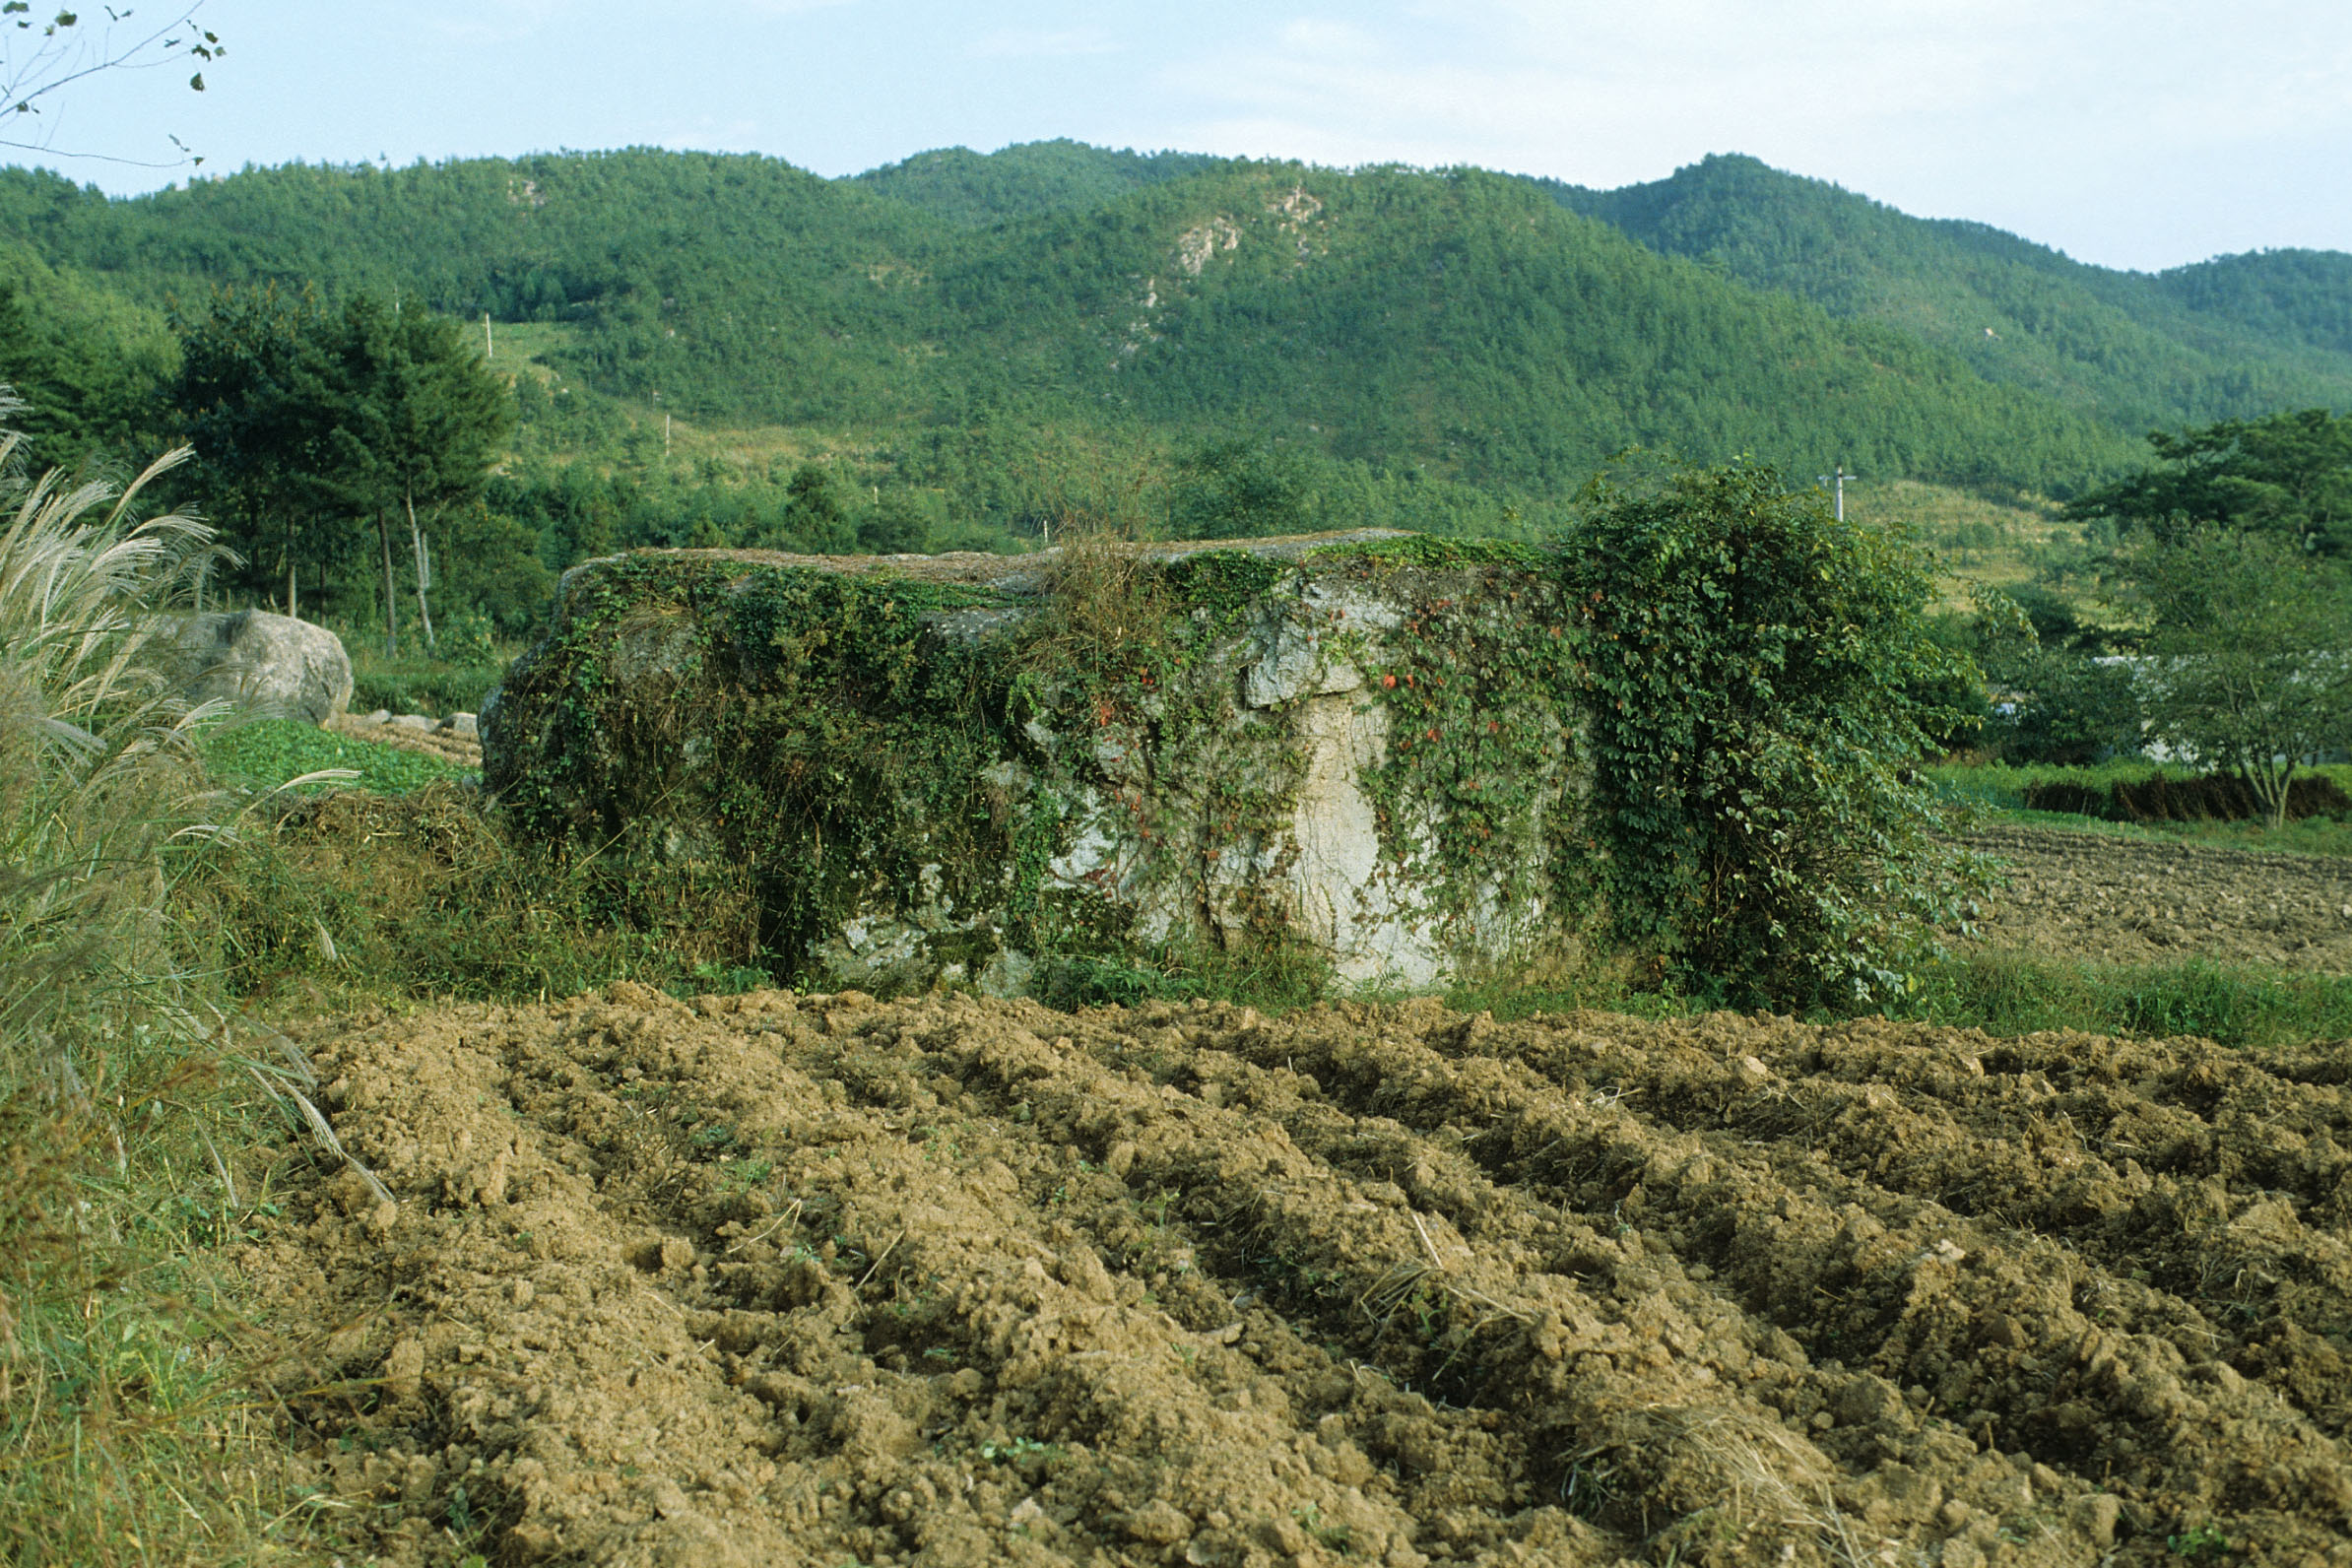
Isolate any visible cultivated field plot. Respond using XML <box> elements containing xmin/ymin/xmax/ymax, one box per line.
<box><xmin>247</xmin><ymin>985</ymin><xmax>2352</xmax><ymax>1566</ymax></box>
<box><xmin>1968</xmin><ymin>825</ymin><xmax>2352</xmax><ymax>970</ymax></box>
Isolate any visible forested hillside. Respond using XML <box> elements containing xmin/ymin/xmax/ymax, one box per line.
<box><xmin>0</xmin><ymin>140</ymin><xmax>2339</xmax><ymax>638</ymax></box>
<box><xmin>849</xmin><ymin>139</ymin><xmax>1222</xmax><ymax>228</ymax></box>
<box><xmin>0</xmin><ymin>149</ymin><xmax>2141</xmax><ymax>490</ymax></box>
<box><xmin>2157</xmin><ymin>248</ymin><xmax>2352</xmax><ymax>359</ymax></box>
<box><xmin>1539</xmin><ymin>153</ymin><xmax>2352</xmax><ymax>433</ymax></box>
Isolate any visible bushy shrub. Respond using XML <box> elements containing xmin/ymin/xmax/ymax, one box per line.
<box><xmin>1564</xmin><ymin>457</ymin><xmax>1985</xmax><ymax>1008</ymax></box>
<box><xmin>1909</xmin><ymin>611</ymin><xmax>1993</xmax><ymax>753</ymax></box>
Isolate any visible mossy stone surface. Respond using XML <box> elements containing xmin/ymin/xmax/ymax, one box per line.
<box><xmin>483</xmin><ymin>535</ymin><xmax>1595</xmax><ymax>996</ymax></box>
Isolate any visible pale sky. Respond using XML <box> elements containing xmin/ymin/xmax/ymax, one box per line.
<box><xmin>6</xmin><ymin>0</ymin><xmax>2348</xmax><ymax>273</ymax></box>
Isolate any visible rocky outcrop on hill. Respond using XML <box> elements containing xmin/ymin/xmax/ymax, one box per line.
<box><xmin>162</xmin><ymin>610</ymin><xmax>353</xmax><ymax>726</ymax></box>
<box><xmin>483</xmin><ymin>534</ymin><xmax>1593</xmax><ymax>997</ymax></box>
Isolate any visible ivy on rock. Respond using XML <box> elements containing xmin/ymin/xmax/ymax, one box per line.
<box><xmin>484</xmin><ymin>474</ymin><xmax>1978</xmax><ymax>1013</ymax></box>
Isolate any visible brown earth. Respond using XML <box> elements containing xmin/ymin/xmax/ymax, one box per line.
<box><xmin>1967</xmin><ymin>825</ymin><xmax>2352</xmax><ymax>971</ymax></box>
<box><xmin>236</xmin><ymin>985</ymin><xmax>2352</xmax><ymax>1567</ymax></box>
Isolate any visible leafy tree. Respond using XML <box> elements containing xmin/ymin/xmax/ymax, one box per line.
<box><xmin>1166</xmin><ymin>437</ymin><xmax>1314</xmax><ymax>540</ymax></box>
<box><xmin>312</xmin><ymin>295</ymin><xmax>514</xmax><ymax>654</ymax></box>
<box><xmin>2128</xmin><ymin>528</ymin><xmax>2352</xmax><ymax>828</ymax></box>
<box><xmin>1989</xmin><ymin>655</ymin><xmax>2144</xmax><ymax>765</ymax></box>
<box><xmin>2067</xmin><ymin>409</ymin><xmax>2352</xmax><ymax>555</ymax></box>
<box><xmin>169</xmin><ymin>283</ymin><xmax>339</xmax><ymax>617</ymax></box>
<box><xmin>172</xmin><ymin>291</ymin><xmax>513</xmax><ymax>649</ymax></box>
<box><xmin>856</xmin><ymin>489</ymin><xmax>928</xmax><ymax>555</ymax></box>
<box><xmin>432</xmin><ymin>496</ymin><xmax>552</xmax><ymax>638</ymax></box>
<box><xmin>0</xmin><ymin>241</ymin><xmax>178</xmax><ymax>472</ymax></box>
<box><xmin>1566</xmin><ymin>457</ymin><xmax>1983</xmax><ymax>1007</ymax></box>
<box><xmin>1964</xmin><ymin>583</ymin><xmax>2142</xmax><ymax>764</ymax></box>
<box><xmin>755</xmin><ymin>462</ymin><xmax>854</xmax><ymax>553</ymax></box>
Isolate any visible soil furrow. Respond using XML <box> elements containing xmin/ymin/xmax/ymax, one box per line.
<box><xmin>235</xmin><ymin>985</ymin><xmax>2352</xmax><ymax>1567</ymax></box>
<box><xmin>1183</xmin><ymin>1003</ymin><xmax>2352</xmax><ymax>1553</ymax></box>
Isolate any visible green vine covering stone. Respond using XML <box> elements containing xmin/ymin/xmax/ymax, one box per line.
<box><xmin>485</xmin><ymin>474</ymin><xmax>1973</xmax><ymax>1010</ymax></box>
<box><xmin>483</xmin><ymin>536</ymin><xmax>1594</xmax><ymax>999</ymax></box>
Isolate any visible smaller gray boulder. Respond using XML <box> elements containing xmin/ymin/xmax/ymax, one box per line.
<box><xmin>163</xmin><ymin>611</ymin><xmax>354</xmax><ymax>726</ymax></box>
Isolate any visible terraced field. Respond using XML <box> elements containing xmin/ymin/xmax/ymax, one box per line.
<box><xmin>242</xmin><ymin>980</ymin><xmax>2352</xmax><ymax>1565</ymax></box>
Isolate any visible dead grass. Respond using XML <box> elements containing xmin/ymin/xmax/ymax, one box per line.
<box><xmin>1024</xmin><ymin>511</ymin><xmax>1173</xmax><ymax>689</ymax></box>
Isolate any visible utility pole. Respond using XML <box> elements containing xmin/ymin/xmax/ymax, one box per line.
<box><xmin>484</xmin><ymin>311</ymin><xmax>492</xmax><ymax>359</ymax></box>
<box><xmin>1816</xmin><ymin>464</ymin><xmax>1851</xmax><ymax>522</ymax></box>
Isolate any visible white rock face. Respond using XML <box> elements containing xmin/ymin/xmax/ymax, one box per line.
<box><xmin>162</xmin><ymin>611</ymin><xmax>353</xmax><ymax>725</ymax></box>
<box><xmin>1282</xmin><ymin>692</ymin><xmax>1443</xmax><ymax>988</ymax></box>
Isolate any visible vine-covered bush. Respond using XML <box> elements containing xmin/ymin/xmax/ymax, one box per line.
<box><xmin>487</xmin><ymin>556</ymin><xmax>1024</xmax><ymax>969</ymax></box>
<box><xmin>1564</xmin><ymin>459</ymin><xmax>1984</xmax><ymax>1007</ymax></box>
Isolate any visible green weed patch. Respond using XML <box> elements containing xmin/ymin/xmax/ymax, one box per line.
<box><xmin>202</xmin><ymin>717</ymin><xmax>474</xmax><ymax>796</ymax></box>
<box><xmin>186</xmin><ymin>784</ymin><xmax>757</xmax><ymax>1008</ymax></box>
<box><xmin>1898</xmin><ymin>951</ymin><xmax>2352</xmax><ymax>1052</ymax></box>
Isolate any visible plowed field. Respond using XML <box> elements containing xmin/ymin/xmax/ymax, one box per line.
<box><xmin>241</xmin><ymin>983</ymin><xmax>2352</xmax><ymax>1567</ymax></box>
<box><xmin>1968</xmin><ymin>825</ymin><xmax>2352</xmax><ymax>971</ymax></box>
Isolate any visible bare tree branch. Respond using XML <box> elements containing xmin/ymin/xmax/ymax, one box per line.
<box><xmin>0</xmin><ymin>2</ymin><xmax>220</xmax><ymax>167</ymax></box>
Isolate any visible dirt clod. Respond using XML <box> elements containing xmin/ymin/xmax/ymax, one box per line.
<box><xmin>242</xmin><ymin>984</ymin><xmax>2352</xmax><ymax>1565</ymax></box>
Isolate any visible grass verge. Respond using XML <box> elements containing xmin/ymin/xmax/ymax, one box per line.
<box><xmin>1454</xmin><ymin>947</ymin><xmax>2352</xmax><ymax>1055</ymax></box>
<box><xmin>1893</xmin><ymin>950</ymin><xmax>2352</xmax><ymax>1051</ymax></box>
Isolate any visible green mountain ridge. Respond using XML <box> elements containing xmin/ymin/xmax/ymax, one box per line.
<box><xmin>1535</xmin><ymin>153</ymin><xmax>2352</xmax><ymax>434</ymax></box>
<box><xmin>831</xmin><ymin>141</ymin><xmax>2352</xmax><ymax>436</ymax></box>
<box><xmin>2157</xmin><ymin>248</ymin><xmax>2352</xmax><ymax>359</ymax></box>
<box><xmin>0</xmin><ymin>141</ymin><xmax>2338</xmax><ymax>519</ymax></box>
<box><xmin>848</xmin><ymin>139</ymin><xmax>1223</xmax><ymax>229</ymax></box>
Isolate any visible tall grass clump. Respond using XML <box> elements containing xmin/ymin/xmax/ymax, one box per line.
<box><xmin>0</xmin><ymin>425</ymin><xmax>303</xmax><ymax>1564</ymax></box>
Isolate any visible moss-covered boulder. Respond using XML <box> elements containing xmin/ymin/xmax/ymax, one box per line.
<box><xmin>482</xmin><ymin>532</ymin><xmax>1594</xmax><ymax>999</ymax></box>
